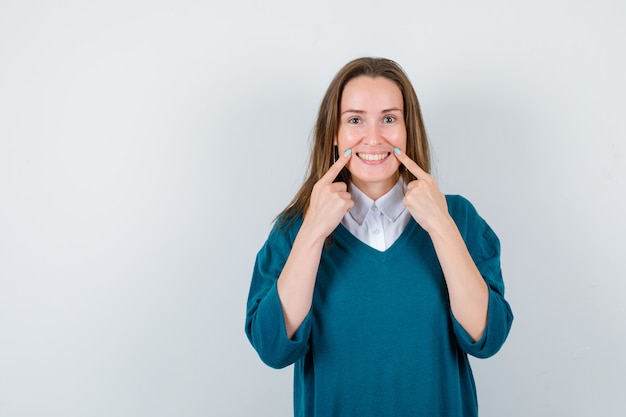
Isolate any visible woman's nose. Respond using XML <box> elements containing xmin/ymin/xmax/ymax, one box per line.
<box><xmin>364</xmin><ymin>124</ymin><xmax>382</xmax><ymax>145</ymax></box>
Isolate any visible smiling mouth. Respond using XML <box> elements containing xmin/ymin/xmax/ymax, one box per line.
<box><xmin>357</xmin><ymin>152</ymin><xmax>391</xmax><ymax>161</ymax></box>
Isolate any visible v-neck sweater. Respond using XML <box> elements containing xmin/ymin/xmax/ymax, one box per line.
<box><xmin>245</xmin><ymin>195</ymin><xmax>513</xmax><ymax>417</ymax></box>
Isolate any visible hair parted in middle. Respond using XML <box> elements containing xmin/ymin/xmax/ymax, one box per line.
<box><xmin>278</xmin><ymin>57</ymin><xmax>431</xmax><ymax>226</ymax></box>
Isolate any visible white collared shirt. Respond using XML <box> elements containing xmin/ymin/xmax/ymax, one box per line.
<box><xmin>341</xmin><ymin>179</ymin><xmax>411</xmax><ymax>252</ymax></box>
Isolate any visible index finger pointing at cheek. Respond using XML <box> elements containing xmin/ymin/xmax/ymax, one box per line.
<box><xmin>393</xmin><ymin>147</ymin><xmax>428</xmax><ymax>179</ymax></box>
<box><xmin>320</xmin><ymin>148</ymin><xmax>352</xmax><ymax>184</ymax></box>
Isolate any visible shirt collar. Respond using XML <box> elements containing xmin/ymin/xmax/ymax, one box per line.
<box><xmin>348</xmin><ymin>179</ymin><xmax>407</xmax><ymax>225</ymax></box>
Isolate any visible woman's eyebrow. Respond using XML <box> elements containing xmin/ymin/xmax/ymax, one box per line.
<box><xmin>341</xmin><ymin>109</ymin><xmax>365</xmax><ymax>115</ymax></box>
<box><xmin>341</xmin><ymin>108</ymin><xmax>403</xmax><ymax>115</ymax></box>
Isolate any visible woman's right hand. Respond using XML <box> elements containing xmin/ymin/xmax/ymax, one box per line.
<box><xmin>302</xmin><ymin>149</ymin><xmax>354</xmax><ymax>240</ymax></box>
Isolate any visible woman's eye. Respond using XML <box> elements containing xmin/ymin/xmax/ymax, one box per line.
<box><xmin>383</xmin><ymin>116</ymin><xmax>396</xmax><ymax>123</ymax></box>
<box><xmin>348</xmin><ymin>117</ymin><xmax>361</xmax><ymax>124</ymax></box>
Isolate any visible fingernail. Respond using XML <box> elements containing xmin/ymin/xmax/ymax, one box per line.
<box><xmin>344</xmin><ymin>148</ymin><xmax>352</xmax><ymax>157</ymax></box>
<box><xmin>393</xmin><ymin>147</ymin><xmax>401</xmax><ymax>155</ymax></box>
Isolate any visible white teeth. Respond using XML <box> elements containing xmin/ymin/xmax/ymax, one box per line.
<box><xmin>358</xmin><ymin>153</ymin><xmax>389</xmax><ymax>161</ymax></box>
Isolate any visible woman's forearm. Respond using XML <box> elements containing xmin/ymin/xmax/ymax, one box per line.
<box><xmin>276</xmin><ymin>224</ymin><xmax>326</xmax><ymax>339</ymax></box>
<box><xmin>429</xmin><ymin>216</ymin><xmax>489</xmax><ymax>342</ymax></box>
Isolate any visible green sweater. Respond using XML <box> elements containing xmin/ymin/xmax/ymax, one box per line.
<box><xmin>245</xmin><ymin>195</ymin><xmax>513</xmax><ymax>416</ymax></box>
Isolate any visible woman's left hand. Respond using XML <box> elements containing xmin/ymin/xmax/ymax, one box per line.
<box><xmin>393</xmin><ymin>148</ymin><xmax>450</xmax><ymax>234</ymax></box>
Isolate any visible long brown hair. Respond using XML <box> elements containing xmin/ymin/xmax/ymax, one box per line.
<box><xmin>277</xmin><ymin>57</ymin><xmax>431</xmax><ymax>228</ymax></box>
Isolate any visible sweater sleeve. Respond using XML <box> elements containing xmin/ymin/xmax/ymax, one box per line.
<box><xmin>447</xmin><ymin>196</ymin><xmax>514</xmax><ymax>359</ymax></box>
<box><xmin>245</xmin><ymin>221</ymin><xmax>312</xmax><ymax>369</ymax></box>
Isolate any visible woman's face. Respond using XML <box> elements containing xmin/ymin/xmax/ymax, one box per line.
<box><xmin>336</xmin><ymin>75</ymin><xmax>407</xmax><ymax>199</ymax></box>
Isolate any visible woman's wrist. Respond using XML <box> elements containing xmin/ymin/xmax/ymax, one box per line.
<box><xmin>298</xmin><ymin>219</ymin><xmax>331</xmax><ymax>248</ymax></box>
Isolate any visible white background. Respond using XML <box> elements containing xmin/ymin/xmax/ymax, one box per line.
<box><xmin>1</xmin><ymin>1</ymin><xmax>625</xmax><ymax>416</ymax></box>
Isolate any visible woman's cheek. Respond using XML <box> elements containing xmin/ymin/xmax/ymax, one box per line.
<box><xmin>345</xmin><ymin>130</ymin><xmax>361</xmax><ymax>146</ymax></box>
<box><xmin>390</xmin><ymin>129</ymin><xmax>407</xmax><ymax>148</ymax></box>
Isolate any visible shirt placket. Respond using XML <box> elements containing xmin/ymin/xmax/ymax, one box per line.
<box><xmin>367</xmin><ymin>204</ymin><xmax>386</xmax><ymax>251</ymax></box>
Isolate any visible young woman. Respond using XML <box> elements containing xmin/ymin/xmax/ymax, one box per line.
<box><xmin>245</xmin><ymin>57</ymin><xmax>513</xmax><ymax>417</ymax></box>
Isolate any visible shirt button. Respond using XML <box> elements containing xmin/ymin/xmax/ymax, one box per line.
<box><xmin>373</xmin><ymin>229</ymin><xmax>380</xmax><ymax>235</ymax></box>
<box><xmin>371</xmin><ymin>206</ymin><xmax>378</xmax><ymax>212</ymax></box>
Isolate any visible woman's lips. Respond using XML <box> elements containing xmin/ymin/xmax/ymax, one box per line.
<box><xmin>356</xmin><ymin>152</ymin><xmax>391</xmax><ymax>162</ymax></box>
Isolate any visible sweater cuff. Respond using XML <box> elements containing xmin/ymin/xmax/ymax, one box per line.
<box><xmin>253</xmin><ymin>282</ymin><xmax>312</xmax><ymax>368</ymax></box>
<box><xmin>450</xmin><ymin>310</ymin><xmax>488</xmax><ymax>352</ymax></box>
<box><xmin>451</xmin><ymin>290</ymin><xmax>512</xmax><ymax>359</ymax></box>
